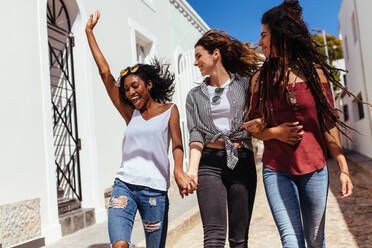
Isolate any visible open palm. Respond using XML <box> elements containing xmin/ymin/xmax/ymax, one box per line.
<box><xmin>86</xmin><ymin>10</ymin><xmax>100</xmax><ymax>31</ymax></box>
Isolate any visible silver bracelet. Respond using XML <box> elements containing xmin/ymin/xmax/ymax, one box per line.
<box><xmin>340</xmin><ymin>171</ymin><xmax>350</xmax><ymax>177</ymax></box>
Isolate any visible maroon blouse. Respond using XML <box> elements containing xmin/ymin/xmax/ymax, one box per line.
<box><xmin>250</xmin><ymin>82</ymin><xmax>336</xmax><ymax>175</ymax></box>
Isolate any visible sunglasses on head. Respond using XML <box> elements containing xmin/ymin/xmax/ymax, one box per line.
<box><xmin>116</xmin><ymin>65</ymin><xmax>139</xmax><ymax>87</ymax></box>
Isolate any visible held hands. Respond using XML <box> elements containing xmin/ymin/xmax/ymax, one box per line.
<box><xmin>275</xmin><ymin>122</ymin><xmax>304</xmax><ymax>145</ymax></box>
<box><xmin>240</xmin><ymin>118</ymin><xmax>265</xmax><ymax>133</ymax></box>
<box><xmin>186</xmin><ymin>170</ymin><xmax>198</xmax><ymax>194</ymax></box>
<box><xmin>339</xmin><ymin>171</ymin><xmax>353</xmax><ymax>198</ymax></box>
<box><xmin>86</xmin><ymin>10</ymin><xmax>100</xmax><ymax>33</ymax></box>
<box><xmin>174</xmin><ymin>169</ymin><xmax>198</xmax><ymax>198</ymax></box>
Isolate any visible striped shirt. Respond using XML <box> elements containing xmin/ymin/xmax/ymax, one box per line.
<box><xmin>186</xmin><ymin>73</ymin><xmax>253</xmax><ymax>170</ymax></box>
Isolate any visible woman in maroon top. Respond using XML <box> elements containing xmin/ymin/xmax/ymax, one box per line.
<box><xmin>242</xmin><ymin>1</ymin><xmax>353</xmax><ymax>247</ymax></box>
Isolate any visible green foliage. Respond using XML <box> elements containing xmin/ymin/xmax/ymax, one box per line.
<box><xmin>312</xmin><ymin>34</ymin><xmax>344</xmax><ymax>62</ymax></box>
<box><xmin>311</xmin><ymin>34</ymin><xmax>343</xmax><ymax>90</ymax></box>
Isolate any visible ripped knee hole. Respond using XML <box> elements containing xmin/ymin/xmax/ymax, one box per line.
<box><xmin>109</xmin><ymin>196</ymin><xmax>128</xmax><ymax>208</ymax></box>
<box><xmin>143</xmin><ymin>221</ymin><xmax>161</xmax><ymax>232</ymax></box>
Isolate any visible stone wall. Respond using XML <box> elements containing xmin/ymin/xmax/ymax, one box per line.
<box><xmin>0</xmin><ymin>198</ymin><xmax>41</xmax><ymax>247</ymax></box>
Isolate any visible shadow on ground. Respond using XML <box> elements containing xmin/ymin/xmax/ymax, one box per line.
<box><xmin>88</xmin><ymin>244</ymin><xmax>110</xmax><ymax>248</ymax></box>
<box><xmin>328</xmin><ymin>159</ymin><xmax>372</xmax><ymax>248</ymax></box>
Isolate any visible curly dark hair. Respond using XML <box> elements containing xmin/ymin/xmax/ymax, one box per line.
<box><xmin>195</xmin><ymin>29</ymin><xmax>262</xmax><ymax>78</ymax></box>
<box><xmin>255</xmin><ymin>0</ymin><xmax>371</xmax><ymax>137</ymax></box>
<box><xmin>117</xmin><ymin>58</ymin><xmax>175</xmax><ymax>107</ymax></box>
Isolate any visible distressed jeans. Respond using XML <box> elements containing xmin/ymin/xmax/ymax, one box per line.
<box><xmin>263</xmin><ymin>165</ymin><xmax>329</xmax><ymax>248</ymax></box>
<box><xmin>197</xmin><ymin>147</ymin><xmax>257</xmax><ymax>248</ymax></box>
<box><xmin>108</xmin><ymin>178</ymin><xmax>168</xmax><ymax>248</ymax></box>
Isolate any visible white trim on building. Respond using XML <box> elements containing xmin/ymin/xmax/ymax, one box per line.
<box><xmin>169</xmin><ymin>0</ymin><xmax>209</xmax><ymax>33</ymax></box>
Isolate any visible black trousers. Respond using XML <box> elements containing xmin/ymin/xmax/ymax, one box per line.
<box><xmin>197</xmin><ymin>147</ymin><xmax>257</xmax><ymax>248</ymax></box>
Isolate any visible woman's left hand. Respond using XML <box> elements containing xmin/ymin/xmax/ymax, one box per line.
<box><xmin>339</xmin><ymin>171</ymin><xmax>353</xmax><ymax>198</ymax></box>
<box><xmin>240</xmin><ymin>118</ymin><xmax>265</xmax><ymax>133</ymax></box>
<box><xmin>174</xmin><ymin>169</ymin><xmax>197</xmax><ymax>198</ymax></box>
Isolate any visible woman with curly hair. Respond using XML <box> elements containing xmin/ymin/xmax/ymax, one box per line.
<box><xmin>185</xmin><ymin>29</ymin><xmax>264</xmax><ymax>247</ymax></box>
<box><xmin>85</xmin><ymin>11</ymin><xmax>193</xmax><ymax>248</ymax></box>
<box><xmin>243</xmin><ymin>1</ymin><xmax>360</xmax><ymax>247</ymax></box>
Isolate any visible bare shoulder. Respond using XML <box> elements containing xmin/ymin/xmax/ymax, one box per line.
<box><xmin>169</xmin><ymin>103</ymin><xmax>179</xmax><ymax>116</ymax></box>
<box><xmin>168</xmin><ymin>103</ymin><xmax>180</xmax><ymax>127</ymax></box>
<box><xmin>314</xmin><ymin>65</ymin><xmax>328</xmax><ymax>83</ymax></box>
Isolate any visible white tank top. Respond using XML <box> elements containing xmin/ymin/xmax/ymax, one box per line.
<box><xmin>116</xmin><ymin>105</ymin><xmax>174</xmax><ymax>191</ymax></box>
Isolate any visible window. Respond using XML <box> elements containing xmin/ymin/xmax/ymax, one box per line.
<box><xmin>128</xmin><ymin>18</ymin><xmax>157</xmax><ymax>65</ymax></box>
<box><xmin>343</xmin><ymin>105</ymin><xmax>349</xmax><ymax>121</ymax></box>
<box><xmin>343</xmin><ymin>74</ymin><xmax>347</xmax><ymax>88</ymax></box>
<box><xmin>357</xmin><ymin>93</ymin><xmax>365</xmax><ymax>120</ymax></box>
<box><xmin>177</xmin><ymin>54</ymin><xmax>183</xmax><ymax>75</ymax></box>
<box><xmin>343</xmin><ymin>36</ymin><xmax>349</xmax><ymax>61</ymax></box>
<box><xmin>135</xmin><ymin>32</ymin><xmax>154</xmax><ymax>64</ymax></box>
<box><xmin>351</xmin><ymin>12</ymin><xmax>359</xmax><ymax>44</ymax></box>
<box><xmin>136</xmin><ymin>43</ymin><xmax>146</xmax><ymax>63</ymax></box>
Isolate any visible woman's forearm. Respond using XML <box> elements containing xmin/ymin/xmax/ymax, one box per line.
<box><xmin>324</xmin><ymin>127</ymin><xmax>349</xmax><ymax>172</ymax></box>
<box><xmin>86</xmin><ymin>30</ymin><xmax>111</xmax><ymax>75</ymax></box>
<box><xmin>188</xmin><ymin>142</ymin><xmax>203</xmax><ymax>174</ymax></box>
<box><xmin>252</xmin><ymin>126</ymin><xmax>279</xmax><ymax>141</ymax></box>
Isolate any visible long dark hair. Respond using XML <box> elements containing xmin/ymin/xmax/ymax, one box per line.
<box><xmin>118</xmin><ymin>58</ymin><xmax>175</xmax><ymax>107</ymax></box>
<box><xmin>195</xmin><ymin>29</ymin><xmax>262</xmax><ymax>78</ymax></box>
<box><xmin>255</xmin><ymin>0</ymin><xmax>370</xmax><ymax>136</ymax></box>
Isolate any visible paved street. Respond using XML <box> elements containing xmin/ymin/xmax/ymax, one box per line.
<box><xmin>47</xmin><ymin>179</ymin><xmax>198</xmax><ymax>248</ymax></box>
<box><xmin>47</xmin><ymin>157</ymin><xmax>372</xmax><ymax>248</ymax></box>
<box><xmin>173</xmin><ymin>158</ymin><xmax>372</xmax><ymax>248</ymax></box>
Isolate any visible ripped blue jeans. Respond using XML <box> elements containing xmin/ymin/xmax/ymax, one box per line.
<box><xmin>108</xmin><ymin>178</ymin><xmax>169</xmax><ymax>248</ymax></box>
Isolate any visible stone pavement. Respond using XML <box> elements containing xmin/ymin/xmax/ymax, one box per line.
<box><xmin>46</xmin><ymin>153</ymin><xmax>372</xmax><ymax>248</ymax></box>
<box><xmin>47</xmin><ymin>179</ymin><xmax>198</xmax><ymax>248</ymax></box>
<box><xmin>173</xmin><ymin>158</ymin><xmax>371</xmax><ymax>248</ymax></box>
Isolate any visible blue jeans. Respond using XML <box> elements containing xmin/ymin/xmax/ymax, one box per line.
<box><xmin>263</xmin><ymin>165</ymin><xmax>329</xmax><ymax>248</ymax></box>
<box><xmin>108</xmin><ymin>178</ymin><xmax>169</xmax><ymax>248</ymax></box>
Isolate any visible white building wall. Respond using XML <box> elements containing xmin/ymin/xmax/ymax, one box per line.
<box><xmin>0</xmin><ymin>0</ymin><xmax>208</xmax><ymax>246</ymax></box>
<box><xmin>338</xmin><ymin>0</ymin><xmax>372</xmax><ymax>158</ymax></box>
<box><xmin>0</xmin><ymin>0</ymin><xmax>45</xmax><ymax>208</ymax></box>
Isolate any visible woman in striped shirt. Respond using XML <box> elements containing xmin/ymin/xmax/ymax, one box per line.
<box><xmin>185</xmin><ymin>29</ymin><xmax>264</xmax><ymax>247</ymax></box>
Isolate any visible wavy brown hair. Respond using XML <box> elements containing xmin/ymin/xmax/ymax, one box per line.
<box><xmin>254</xmin><ymin>0</ymin><xmax>371</xmax><ymax>137</ymax></box>
<box><xmin>195</xmin><ymin>29</ymin><xmax>262</xmax><ymax>78</ymax></box>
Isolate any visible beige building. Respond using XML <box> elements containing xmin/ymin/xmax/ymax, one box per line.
<box><xmin>0</xmin><ymin>0</ymin><xmax>207</xmax><ymax>247</ymax></box>
<box><xmin>337</xmin><ymin>0</ymin><xmax>372</xmax><ymax>158</ymax></box>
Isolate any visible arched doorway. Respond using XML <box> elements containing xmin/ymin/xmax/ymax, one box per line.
<box><xmin>175</xmin><ymin>49</ymin><xmax>203</xmax><ymax>167</ymax></box>
<box><xmin>47</xmin><ymin>0</ymin><xmax>82</xmax><ymax>215</ymax></box>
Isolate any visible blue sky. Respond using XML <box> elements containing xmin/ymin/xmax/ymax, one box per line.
<box><xmin>188</xmin><ymin>0</ymin><xmax>342</xmax><ymax>44</ymax></box>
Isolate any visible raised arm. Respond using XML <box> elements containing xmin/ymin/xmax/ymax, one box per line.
<box><xmin>85</xmin><ymin>11</ymin><xmax>133</xmax><ymax>124</ymax></box>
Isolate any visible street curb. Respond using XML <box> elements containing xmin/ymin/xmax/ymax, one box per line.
<box><xmin>135</xmin><ymin>205</ymin><xmax>201</xmax><ymax>248</ymax></box>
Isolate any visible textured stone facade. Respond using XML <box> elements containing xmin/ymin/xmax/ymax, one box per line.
<box><xmin>0</xmin><ymin>198</ymin><xmax>41</xmax><ymax>247</ymax></box>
